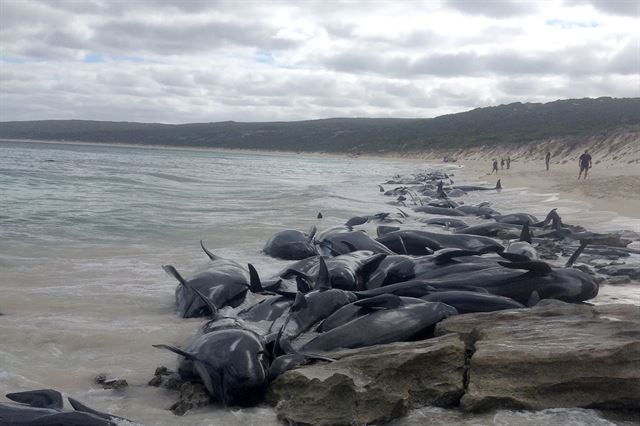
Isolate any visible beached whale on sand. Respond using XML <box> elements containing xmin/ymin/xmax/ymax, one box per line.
<box><xmin>453</xmin><ymin>179</ymin><xmax>501</xmax><ymax>192</ymax></box>
<box><xmin>263</xmin><ymin>228</ymin><xmax>318</xmax><ymax>260</ymax></box>
<box><xmin>163</xmin><ymin>241</ymin><xmax>251</xmax><ymax>318</ymax></box>
<box><xmin>154</xmin><ymin>326</ymin><xmax>270</xmax><ymax>406</ymax></box>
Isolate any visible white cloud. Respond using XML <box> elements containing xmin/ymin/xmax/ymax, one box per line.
<box><xmin>0</xmin><ymin>0</ymin><xmax>637</xmax><ymax>123</ymax></box>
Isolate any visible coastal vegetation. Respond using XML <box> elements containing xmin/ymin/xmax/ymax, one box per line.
<box><xmin>1</xmin><ymin>97</ymin><xmax>638</xmax><ymax>153</ymax></box>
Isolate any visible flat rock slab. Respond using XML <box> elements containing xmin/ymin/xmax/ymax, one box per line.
<box><xmin>435</xmin><ymin>300</ymin><xmax>640</xmax><ymax>412</ymax></box>
<box><xmin>266</xmin><ymin>334</ymin><xmax>466</xmax><ymax>426</ymax></box>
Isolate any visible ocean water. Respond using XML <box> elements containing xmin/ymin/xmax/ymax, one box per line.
<box><xmin>0</xmin><ymin>140</ymin><xmax>638</xmax><ymax>425</ymax></box>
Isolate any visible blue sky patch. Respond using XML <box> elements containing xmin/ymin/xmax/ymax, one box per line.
<box><xmin>83</xmin><ymin>53</ymin><xmax>105</xmax><ymax>63</ymax></box>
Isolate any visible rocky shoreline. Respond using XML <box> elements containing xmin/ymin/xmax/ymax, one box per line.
<box><xmin>265</xmin><ymin>300</ymin><xmax>639</xmax><ymax>425</ymax></box>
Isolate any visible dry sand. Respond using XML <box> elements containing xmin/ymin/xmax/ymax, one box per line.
<box><xmin>459</xmin><ymin>159</ymin><xmax>640</xmax><ymax>219</ymax></box>
<box><xmin>401</xmin><ymin>126</ymin><xmax>640</xmax><ymax>221</ymax></box>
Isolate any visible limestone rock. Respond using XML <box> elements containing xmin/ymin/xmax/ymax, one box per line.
<box><xmin>435</xmin><ymin>300</ymin><xmax>640</xmax><ymax>412</ymax></box>
<box><xmin>170</xmin><ymin>382</ymin><xmax>213</xmax><ymax>416</ymax></box>
<box><xmin>266</xmin><ymin>334</ymin><xmax>466</xmax><ymax>426</ymax></box>
<box><xmin>95</xmin><ymin>373</ymin><xmax>128</xmax><ymax>389</ymax></box>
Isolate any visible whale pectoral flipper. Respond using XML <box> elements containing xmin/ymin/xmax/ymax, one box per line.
<box><xmin>6</xmin><ymin>389</ymin><xmax>63</xmax><ymax>410</ymax></box>
<box><xmin>189</xmin><ymin>286</ymin><xmax>219</xmax><ymax>318</ymax></box>
<box><xmin>162</xmin><ymin>264</ymin><xmax>187</xmax><ymax>285</ymax></box>
<box><xmin>565</xmin><ymin>241</ymin><xmax>589</xmax><ymax>267</ymax></box>
<box><xmin>152</xmin><ymin>344</ymin><xmax>197</xmax><ymax>360</ymax></box>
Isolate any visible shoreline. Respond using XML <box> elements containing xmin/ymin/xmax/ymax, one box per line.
<box><xmin>4</xmin><ymin>137</ymin><xmax>639</xmax><ymax>224</ymax></box>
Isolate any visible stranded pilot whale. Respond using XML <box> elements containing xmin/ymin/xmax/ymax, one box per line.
<box><xmin>163</xmin><ymin>241</ymin><xmax>251</xmax><ymax>318</ymax></box>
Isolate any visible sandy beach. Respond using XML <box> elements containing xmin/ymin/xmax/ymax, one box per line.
<box><xmin>458</xmin><ymin>158</ymin><xmax>640</xmax><ymax>219</ymax></box>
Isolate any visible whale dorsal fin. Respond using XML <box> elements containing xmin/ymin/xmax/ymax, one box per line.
<box><xmin>162</xmin><ymin>264</ymin><xmax>187</xmax><ymax>285</ymax></box>
<box><xmin>6</xmin><ymin>389</ymin><xmax>63</xmax><ymax>410</ymax></box>
<box><xmin>520</xmin><ymin>222</ymin><xmax>532</xmax><ymax>244</ymax></box>
<box><xmin>291</xmin><ymin>292</ymin><xmax>308</xmax><ymax>311</ymax></box>
<box><xmin>200</xmin><ymin>240</ymin><xmax>220</xmax><ymax>261</ymax></box>
<box><xmin>316</xmin><ymin>257</ymin><xmax>332</xmax><ymax>290</ymax></box>
<box><xmin>248</xmin><ymin>264</ymin><xmax>264</xmax><ymax>293</ymax></box>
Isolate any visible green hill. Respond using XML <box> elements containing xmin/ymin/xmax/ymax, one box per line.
<box><xmin>1</xmin><ymin>97</ymin><xmax>638</xmax><ymax>153</ymax></box>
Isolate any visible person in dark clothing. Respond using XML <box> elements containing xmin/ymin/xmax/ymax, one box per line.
<box><xmin>506</xmin><ymin>157</ymin><xmax>511</xmax><ymax>169</ymax></box>
<box><xmin>491</xmin><ymin>159</ymin><xmax>498</xmax><ymax>174</ymax></box>
<box><xmin>500</xmin><ymin>158</ymin><xmax>505</xmax><ymax>169</ymax></box>
<box><xmin>545</xmin><ymin>151</ymin><xmax>551</xmax><ymax>171</ymax></box>
<box><xmin>578</xmin><ymin>150</ymin><xmax>592</xmax><ymax>179</ymax></box>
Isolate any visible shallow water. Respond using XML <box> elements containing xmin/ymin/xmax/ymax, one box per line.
<box><xmin>0</xmin><ymin>140</ymin><xmax>638</xmax><ymax>425</ymax></box>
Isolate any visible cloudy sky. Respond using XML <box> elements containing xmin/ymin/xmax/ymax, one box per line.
<box><xmin>1</xmin><ymin>0</ymin><xmax>638</xmax><ymax>123</ymax></box>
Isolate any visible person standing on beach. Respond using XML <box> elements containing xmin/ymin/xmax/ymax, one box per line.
<box><xmin>578</xmin><ymin>150</ymin><xmax>592</xmax><ymax>179</ymax></box>
<box><xmin>500</xmin><ymin>158</ymin><xmax>505</xmax><ymax>169</ymax></box>
<box><xmin>545</xmin><ymin>151</ymin><xmax>551</xmax><ymax>171</ymax></box>
<box><xmin>491</xmin><ymin>159</ymin><xmax>498</xmax><ymax>174</ymax></box>
<box><xmin>506</xmin><ymin>157</ymin><xmax>511</xmax><ymax>169</ymax></box>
